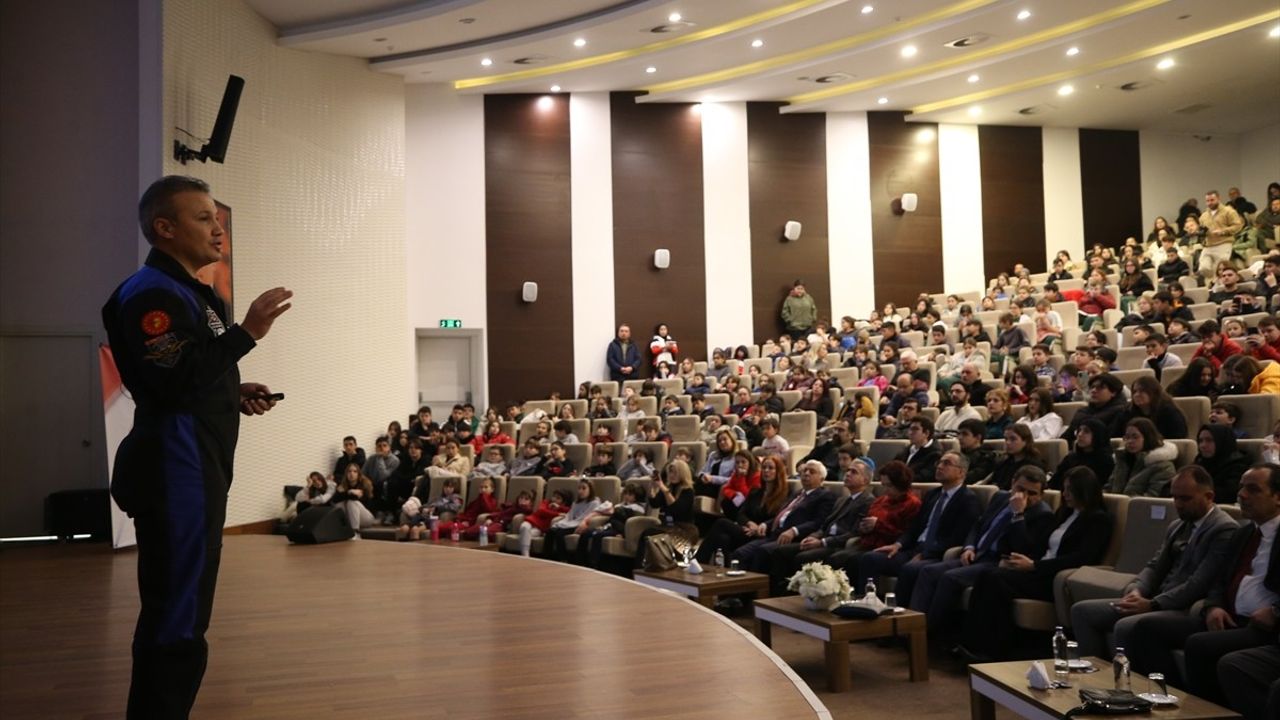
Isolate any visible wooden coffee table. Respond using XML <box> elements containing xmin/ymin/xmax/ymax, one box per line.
<box><xmin>968</xmin><ymin>657</ymin><xmax>1241</xmax><ymax>720</ymax></box>
<box><xmin>753</xmin><ymin>595</ymin><xmax>928</xmax><ymax>692</ymax></box>
<box><xmin>633</xmin><ymin>567</ymin><xmax>771</xmax><ymax>608</ymax></box>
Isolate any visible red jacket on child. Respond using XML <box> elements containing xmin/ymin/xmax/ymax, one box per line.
<box><xmin>457</xmin><ymin>493</ymin><xmax>499</xmax><ymax>525</ymax></box>
<box><xmin>721</xmin><ymin>470</ymin><xmax>761</xmax><ymax>501</ymax></box>
<box><xmin>525</xmin><ymin>499</ymin><xmax>567</xmax><ymax>532</ymax></box>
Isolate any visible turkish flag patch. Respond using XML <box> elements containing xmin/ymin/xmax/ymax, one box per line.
<box><xmin>141</xmin><ymin>310</ymin><xmax>171</xmax><ymax>336</ymax></box>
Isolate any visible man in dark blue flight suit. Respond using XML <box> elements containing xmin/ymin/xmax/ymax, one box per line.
<box><xmin>103</xmin><ymin>176</ymin><xmax>292</xmax><ymax>719</ymax></box>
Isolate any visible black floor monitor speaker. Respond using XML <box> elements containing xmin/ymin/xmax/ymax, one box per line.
<box><xmin>286</xmin><ymin>506</ymin><xmax>355</xmax><ymax>544</ymax></box>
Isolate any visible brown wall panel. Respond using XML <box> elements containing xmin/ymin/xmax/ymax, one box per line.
<box><xmin>746</xmin><ymin>103</ymin><xmax>829</xmax><ymax>343</ymax></box>
<box><xmin>978</xmin><ymin>125</ymin><xmax>1047</xmax><ymax>277</ymax></box>
<box><xmin>1079</xmin><ymin>128</ymin><xmax>1142</xmax><ymax>248</ymax></box>
<box><xmin>484</xmin><ymin>94</ymin><xmax>574</xmax><ymax>403</ymax></box>
<box><xmin>867</xmin><ymin>111</ymin><xmax>944</xmax><ymax>310</ymax></box>
<box><xmin>610</xmin><ymin>92</ymin><xmax>707</xmax><ymax>370</ymax></box>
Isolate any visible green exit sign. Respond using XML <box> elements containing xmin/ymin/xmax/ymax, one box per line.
<box><xmin>439</xmin><ymin>319</ymin><xmax>462</xmax><ymax>328</ymax></box>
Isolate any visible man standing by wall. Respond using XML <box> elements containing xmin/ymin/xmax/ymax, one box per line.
<box><xmin>606</xmin><ymin>323</ymin><xmax>640</xmax><ymax>383</ymax></box>
<box><xmin>104</xmin><ymin>176</ymin><xmax>292</xmax><ymax>719</ymax></box>
<box><xmin>1198</xmin><ymin>190</ymin><xmax>1244</xmax><ymax>280</ymax></box>
<box><xmin>781</xmin><ymin>280</ymin><xmax>817</xmax><ymax>342</ymax></box>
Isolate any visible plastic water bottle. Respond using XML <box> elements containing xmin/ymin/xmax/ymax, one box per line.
<box><xmin>478</xmin><ymin>525</ymin><xmax>488</xmax><ymax>547</ymax></box>
<box><xmin>864</xmin><ymin>579</ymin><xmax>877</xmax><ymax>600</ymax></box>
<box><xmin>1052</xmin><ymin>626</ymin><xmax>1069</xmax><ymax>684</ymax></box>
<box><xmin>450</xmin><ymin>524</ymin><xmax>460</xmax><ymax>542</ymax></box>
<box><xmin>1112</xmin><ymin>647</ymin><xmax>1131</xmax><ymax>691</ymax></box>
<box><xmin>713</xmin><ymin>549</ymin><xmax>725</xmax><ymax>573</ymax></box>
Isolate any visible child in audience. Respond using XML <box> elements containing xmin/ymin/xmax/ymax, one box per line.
<box><xmin>720</xmin><ymin>450</ymin><xmax>761</xmax><ymax>516</ymax></box>
<box><xmin>685</xmin><ymin>373</ymin><xmax>712</xmax><ymax>397</ymax></box>
<box><xmin>660</xmin><ymin>395</ymin><xmax>685</xmax><ymax>418</ymax></box>
<box><xmin>333</xmin><ymin>462</ymin><xmax>376</xmax><ymax>536</ymax></box>
<box><xmin>1030</xmin><ymin>344</ymin><xmax>1056</xmax><ymax>382</ymax></box>
<box><xmin>509</xmin><ymin>439</ymin><xmax>545</xmax><ymax>477</ymax></box>
<box><xmin>655</xmin><ymin>361</ymin><xmax>673</xmax><ymax>378</ymax></box>
<box><xmin>588</xmin><ymin>397</ymin><xmax>615</xmax><ymax>420</ymax></box>
<box><xmin>469</xmin><ymin>489</ymin><xmax>534</xmax><ymax>541</ymax></box>
<box><xmin>542</xmin><ymin>479</ymin><xmax>609</xmax><ymax>561</ymax></box>
<box><xmin>476</xmin><ymin>420</ymin><xmax>514</xmax><ymax>453</ymax></box>
<box><xmin>1166</xmin><ymin>317</ymin><xmax>1196</xmax><ymax>345</ymax></box>
<box><xmin>618</xmin><ymin>394</ymin><xmax>645</xmax><ymax>422</ymax></box>
<box><xmin>1008</xmin><ymin>365</ymin><xmax>1037</xmax><ymax>405</ymax></box>
<box><xmin>672</xmin><ymin>446</ymin><xmax>694</xmax><ymax>468</ymax></box>
<box><xmin>281</xmin><ymin>471</ymin><xmax>334</xmax><ymax>522</ymax></box>
<box><xmin>650</xmin><ymin>323</ymin><xmax>678</xmax><ymax>368</ymax></box>
<box><xmin>539</xmin><ymin>441</ymin><xmax>577</xmax><ymax>479</ymax></box>
<box><xmin>690</xmin><ymin>395</ymin><xmax>714</xmax><ymax>419</ymax></box>
<box><xmin>470</xmin><ymin>446</ymin><xmax>509</xmax><ymax>482</ymax></box>
<box><xmin>423</xmin><ymin>477</ymin><xmax>464</xmax><ymax>530</ymax></box>
<box><xmin>677</xmin><ymin>357</ymin><xmax>697</xmax><ymax>384</ymax></box>
<box><xmin>531</xmin><ymin>419</ymin><xmax>552</xmax><ymax>445</ymax></box>
<box><xmin>429</xmin><ymin>440</ymin><xmax>472</xmax><ymax>478</ymax></box>
<box><xmin>1208</xmin><ymin>401</ymin><xmax>1247</xmax><ymax>438</ymax></box>
<box><xmin>1262</xmin><ymin>421</ymin><xmax>1280</xmax><ymax>465</ymax></box>
<box><xmin>517</xmin><ymin>489</ymin><xmax>571</xmax><ymax>557</ymax></box>
<box><xmin>557</xmin><ymin>403</ymin><xmax>577</xmax><ymax>421</ymax></box>
<box><xmin>435</xmin><ymin>477</ymin><xmax>499</xmax><ymax>541</ymax></box>
<box><xmin>1030</xmin><ymin>299</ymin><xmax>1063</xmax><ymax>344</ymax></box>
<box><xmin>757</xmin><ymin>418</ymin><xmax>790</xmax><ymax>460</ymax></box>
<box><xmin>583</xmin><ymin>446</ymin><xmax>617</xmax><ymax>477</ymax></box>
<box><xmin>575</xmin><ymin>482</ymin><xmax>648</xmax><ymax>569</ymax></box>
<box><xmin>589</xmin><ymin>424</ymin><xmax>614</xmax><ymax>446</ymax></box>
<box><xmin>553</xmin><ymin>420</ymin><xmax>579</xmax><ymax>445</ymax></box>
<box><xmin>617</xmin><ymin>448</ymin><xmax>655</xmax><ymax>480</ymax></box>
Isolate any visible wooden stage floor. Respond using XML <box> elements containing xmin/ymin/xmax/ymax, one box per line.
<box><xmin>0</xmin><ymin>535</ymin><xmax>829</xmax><ymax>720</ymax></box>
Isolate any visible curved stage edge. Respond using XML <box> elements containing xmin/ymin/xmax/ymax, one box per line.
<box><xmin>0</xmin><ymin>536</ymin><xmax>829</xmax><ymax>720</ymax></box>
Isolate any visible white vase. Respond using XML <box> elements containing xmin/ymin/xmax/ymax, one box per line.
<box><xmin>804</xmin><ymin>593</ymin><xmax>838</xmax><ymax>611</ymax></box>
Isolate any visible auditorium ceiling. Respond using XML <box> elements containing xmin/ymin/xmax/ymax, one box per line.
<box><xmin>245</xmin><ymin>0</ymin><xmax>1280</xmax><ymax>133</ymax></box>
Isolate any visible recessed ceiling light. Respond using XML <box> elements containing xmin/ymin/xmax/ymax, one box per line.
<box><xmin>1057</xmin><ymin>84</ymin><xmax>1074</xmax><ymax>96</ymax></box>
<box><xmin>968</xmin><ymin>105</ymin><xmax>982</xmax><ymax>117</ymax></box>
<box><xmin>550</xmin><ymin>85</ymin><xmax>561</xmax><ymax>93</ymax></box>
<box><xmin>1156</xmin><ymin>57</ymin><xmax>1175</xmax><ymax>70</ymax></box>
<box><xmin>537</xmin><ymin>96</ymin><xmax>553</xmax><ymax>110</ymax></box>
<box><xmin>861</xmin><ymin>4</ymin><xmax>874</xmax><ymax>13</ymax></box>
<box><xmin>1066</xmin><ymin>46</ymin><xmax>1080</xmax><ymax>56</ymax></box>
<box><xmin>967</xmin><ymin>74</ymin><xmax>980</xmax><ymax>83</ymax></box>
<box><xmin>1269</xmin><ymin>25</ymin><xmax>1279</xmax><ymax>38</ymax></box>
<box><xmin>646</xmin><ymin>66</ymin><xmax>657</xmax><ymax>74</ymax></box>
<box><xmin>573</xmin><ymin>38</ymin><xmax>586</xmax><ymax>48</ymax></box>
<box><xmin>901</xmin><ymin>45</ymin><xmax>918</xmax><ymax>58</ymax></box>
<box><xmin>1017</xmin><ymin>9</ymin><xmax>1031</xmax><ymax>20</ymax></box>
<box><xmin>751</xmin><ymin>39</ymin><xmax>764</xmax><ymax>48</ymax></box>
<box><xmin>668</xmin><ymin>12</ymin><xmax>682</xmax><ymax>23</ymax></box>
<box><xmin>480</xmin><ymin>57</ymin><xmax>493</xmax><ymax>67</ymax></box>
<box><xmin>877</xmin><ymin>97</ymin><xmax>889</xmax><ymax>104</ymax></box>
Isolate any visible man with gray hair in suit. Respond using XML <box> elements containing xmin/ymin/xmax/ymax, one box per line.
<box><xmin>1070</xmin><ymin>465</ymin><xmax>1238</xmax><ymax>659</ymax></box>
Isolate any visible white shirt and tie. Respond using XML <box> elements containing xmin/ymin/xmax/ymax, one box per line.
<box><xmin>1235</xmin><ymin>515</ymin><xmax>1280</xmax><ymax>618</ymax></box>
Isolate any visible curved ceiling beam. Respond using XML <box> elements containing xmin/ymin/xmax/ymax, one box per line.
<box><xmin>278</xmin><ymin>0</ymin><xmax>484</xmax><ymax>46</ymax></box>
<box><xmin>447</xmin><ymin>0</ymin><xmax>843</xmax><ymax>91</ymax></box>
<box><xmin>905</xmin><ymin>10</ymin><xmax>1280</xmax><ymax>117</ymax></box>
<box><xmin>782</xmin><ymin>0</ymin><xmax>1171</xmax><ymax>110</ymax></box>
<box><xmin>372</xmin><ymin>0</ymin><xmax>668</xmax><ymax>68</ymax></box>
<box><xmin>638</xmin><ymin>0</ymin><xmax>1002</xmax><ymax>101</ymax></box>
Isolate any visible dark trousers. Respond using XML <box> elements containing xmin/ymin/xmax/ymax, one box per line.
<box><xmin>960</xmin><ymin>568</ymin><xmax>1054</xmax><ymax>660</ymax></box>
<box><xmin>731</xmin><ymin>536</ymin><xmax>792</xmax><ymax>573</ymax></box>
<box><xmin>854</xmin><ymin>549</ymin><xmax>932</xmax><ymax>600</ymax></box>
<box><xmin>770</xmin><ymin>542</ymin><xmax>840</xmax><ymax>593</ymax></box>
<box><xmin>1218</xmin><ymin>644</ymin><xmax>1280</xmax><ymax>720</ymax></box>
<box><xmin>695</xmin><ymin>518</ymin><xmax>749</xmax><ymax>563</ymax></box>
<box><xmin>1184</xmin><ymin>622</ymin><xmax>1276</xmax><ymax>703</ymax></box>
<box><xmin>541</xmin><ymin>527</ymin><xmax>576</xmax><ymax>561</ymax></box>
<box><xmin>573</xmin><ymin>527</ymin><xmax>618</xmax><ymax>568</ymax></box>
<box><xmin>908</xmin><ymin>558</ymin><xmax>997</xmax><ymax>634</ymax></box>
<box><xmin>128</xmin><ymin>510</ymin><xmax>222</xmax><ymax>720</ymax></box>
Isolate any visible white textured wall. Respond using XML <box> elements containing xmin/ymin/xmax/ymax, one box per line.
<box><xmin>165</xmin><ymin>0</ymin><xmax>410</xmax><ymax>526</ymax></box>
<box><xmin>1042</xmin><ymin>127</ymin><xmax>1085</xmax><ymax>266</ymax></box>
<box><xmin>1139</xmin><ymin>131</ymin><xmax>1242</xmax><ymax>226</ymax></box>
<box><xmin>569</xmin><ymin>92</ymin><xmax>616</xmax><ymax>386</ymax></box>
<box><xmin>405</xmin><ymin>84</ymin><xmax>486</xmax><ymax>333</ymax></box>
<box><xmin>1240</xmin><ymin>123</ymin><xmax>1280</xmax><ymax>206</ymax></box>
<box><xmin>938</xmin><ymin>124</ymin><xmax>986</xmax><ymax>292</ymax></box>
<box><xmin>701</xmin><ymin>102</ymin><xmax>755</xmax><ymax>351</ymax></box>
<box><xmin>826</xmin><ymin>112</ymin><xmax>876</xmax><ymax>318</ymax></box>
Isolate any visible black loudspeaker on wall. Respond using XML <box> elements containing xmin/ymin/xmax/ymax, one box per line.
<box><xmin>286</xmin><ymin>506</ymin><xmax>355</xmax><ymax>544</ymax></box>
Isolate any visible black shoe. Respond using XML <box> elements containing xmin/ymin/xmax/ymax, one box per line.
<box><xmin>950</xmin><ymin>644</ymin><xmax>990</xmax><ymax>665</ymax></box>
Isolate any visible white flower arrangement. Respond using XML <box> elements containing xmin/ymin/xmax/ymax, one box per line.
<box><xmin>786</xmin><ymin>562</ymin><xmax>852</xmax><ymax>602</ymax></box>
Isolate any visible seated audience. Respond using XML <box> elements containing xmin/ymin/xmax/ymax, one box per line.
<box><xmin>757</xmin><ymin>418</ymin><xmax>790</xmax><ymax>460</ymax></box>
<box><xmin>1193</xmin><ymin>320</ymin><xmax>1244</xmax><ymax>370</ymax></box>
<box><xmin>1018</xmin><ymin>388</ymin><xmax>1064</xmax><ymax>441</ymax></box>
<box><xmin>984</xmin><ymin>389</ymin><xmax>1015</xmax><ymax>440</ymax></box>
<box><xmin>635</xmin><ymin>461</ymin><xmax>699</xmax><ymax>567</ymax></box>
<box><xmin>720</xmin><ymin>450</ymin><xmax>762</xmax><ymax>516</ymax></box>
<box><xmin>1115</xmin><ymin>376</ymin><xmax>1189</xmax><ymax>440</ymax></box>
<box><xmin>1223</xmin><ymin>354</ymin><xmax>1280</xmax><ymax>395</ymax></box>
<box><xmin>540</xmin><ymin>479</ymin><xmax>607</xmax><ymax>561</ymax></box>
<box><xmin>281</xmin><ymin>471</ymin><xmax>334</xmax><ymax>523</ymax></box>
<box><xmin>694</xmin><ymin>455</ymin><xmax>790</xmax><ymax>565</ymax></box>
<box><xmin>333</xmin><ymin>435</ymin><xmax>366</xmax><ymax>479</ymax></box>
<box><xmin>1052</xmin><ymin>418</ymin><xmax>1114</xmax><ymax>491</ymax></box>
<box><xmin>517</xmin><ymin>489</ymin><xmax>572</xmax><ymax>557</ymax></box>
<box><xmin>1144</xmin><ymin>333</ymin><xmax>1184</xmax><ymax>382</ymax></box>
<box><xmin>539</xmin><ymin>441</ymin><xmax>576</xmax><ymax>479</ymax></box>
<box><xmin>793</xmin><ymin>380</ymin><xmax>833</xmax><ymax>425</ymax></box>
<box><xmin>435</xmin><ymin>477</ymin><xmax>500</xmax><ymax>541</ymax></box>
<box><xmin>1170</xmin><ymin>357</ymin><xmax>1222</xmax><ymax>401</ymax></box>
<box><xmin>333</xmin><ymin>462</ymin><xmax>376</xmax><ymax>535</ymax></box>
<box><xmin>1209</xmin><ymin>401</ymin><xmax>1247</xmax><ymax>439</ymax></box>
<box><xmin>730</xmin><ymin>460</ymin><xmax>836</xmax><ymax>573</ymax></box>
<box><xmin>582</xmin><ymin>446</ymin><xmax>617</xmax><ymax>477</ymax></box>
<box><xmin>1194</xmin><ymin>424</ymin><xmax>1252</xmax><ymax>501</ymax></box>
<box><xmin>986</xmin><ymin>424</ymin><xmax>1045</xmax><ymax>491</ymax></box>
<box><xmin>575</xmin><ymin>482</ymin><xmax>648</xmax><ymax>569</ymax></box>
<box><xmin>1110</xmin><ymin>418</ymin><xmax>1178</xmax><ymax>497</ymax></box>
<box><xmin>936</xmin><ymin>383</ymin><xmax>981</xmax><ymax>434</ymax></box>
<box><xmin>771</xmin><ymin>457</ymin><xmax>876</xmax><ymax>591</ymax></box>
<box><xmin>956</xmin><ymin>466</ymin><xmax>1113</xmax><ymax>661</ymax></box>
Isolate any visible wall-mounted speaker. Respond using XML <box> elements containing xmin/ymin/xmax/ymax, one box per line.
<box><xmin>174</xmin><ymin>74</ymin><xmax>245</xmax><ymax>165</ymax></box>
<box><xmin>654</xmin><ymin>249</ymin><xmax>670</xmax><ymax>269</ymax></box>
<box><xmin>783</xmin><ymin>220</ymin><xmax>802</xmax><ymax>241</ymax></box>
<box><xmin>521</xmin><ymin>282</ymin><xmax>538</xmax><ymax>303</ymax></box>
<box><xmin>901</xmin><ymin>193</ymin><xmax>919</xmax><ymax>212</ymax></box>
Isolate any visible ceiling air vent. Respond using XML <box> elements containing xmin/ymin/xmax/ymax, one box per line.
<box><xmin>805</xmin><ymin>72</ymin><xmax>853</xmax><ymax>84</ymax></box>
<box><xmin>647</xmin><ymin>21</ymin><xmax>695</xmax><ymax>33</ymax></box>
<box><xmin>1018</xmin><ymin>106</ymin><xmax>1042</xmax><ymax>115</ymax></box>
<box><xmin>512</xmin><ymin>55</ymin><xmax>553</xmax><ymax>65</ymax></box>
<box><xmin>1117</xmin><ymin>80</ymin><xmax>1159</xmax><ymax>92</ymax></box>
<box><xmin>1175</xmin><ymin>103</ymin><xmax>1212</xmax><ymax>115</ymax></box>
<box><xmin>944</xmin><ymin>33</ymin><xmax>991</xmax><ymax>49</ymax></box>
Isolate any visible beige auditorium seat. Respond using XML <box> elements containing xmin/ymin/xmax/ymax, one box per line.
<box><xmin>1167</xmin><ymin>343</ymin><xmax>1199</xmax><ymax>365</ymax></box>
<box><xmin>458</xmin><ymin>443</ymin><xmax>475</xmax><ymax>463</ymax></box>
<box><xmin>1238</xmin><ymin>440</ymin><xmax>1270</xmax><ymax>464</ymax></box>
<box><xmin>743</xmin><ymin>357</ymin><xmax>773</xmax><ymax>375</ymax></box>
<box><xmin>630</xmin><ymin>441</ymin><xmax>669</xmax><ymax>469</ymax></box>
<box><xmin>516</xmin><ymin>422</ymin><xmax>544</xmax><ymax>446</ymax></box>
<box><xmin>1120</xmin><ymin>323</ymin><xmax>1164</xmax><ymax>348</ymax></box>
<box><xmin>1059</xmin><ymin>497</ymin><xmax>1174</xmax><ymax>622</ymax></box>
<box><xmin>1115</xmin><ymin>347</ymin><xmax>1149</xmax><ymax>371</ymax></box>
<box><xmin>564</xmin><ymin>443</ymin><xmax>592</xmax><ymax>471</ymax></box>
<box><xmin>588</xmin><ymin>476</ymin><xmax>622</xmax><ymax>504</ymax></box>
<box><xmin>1188</xmin><ymin>303</ymin><xmax>1218</xmax><ymax>320</ymax></box>
<box><xmin>524</xmin><ymin>399</ymin><xmax>554</xmax><ymax>415</ymax></box>
<box><xmin>665</xmin><ymin>415</ymin><xmax>700</xmax><ymax>442</ymax></box>
<box><xmin>622</xmin><ymin>379</ymin><xmax>647</xmax><ymax>396</ymax></box>
<box><xmin>603</xmin><ymin>442</ymin><xmax>629</xmax><ymax>467</ymax></box>
<box><xmin>671</xmin><ymin>441</ymin><xmax>707</xmax><ymax>472</ymax></box>
<box><xmin>672</xmin><ymin>395</ymin><xmax>693</xmax><ymax>414</ymax></box>
<box><xmin>567</xmin><ymin>418</ymin><xmax>590</xmax><ymax>441</ymax></box>
<box><xmin>506</xmin><ymin>475</ymin><xmax>544</xmax><ymax>505</ymax></box>
<box><xmin>1160</xmin><ymin>366</ymin><xmax>1187</xmax><ymax>389</ymax></box>
<box><xmin>655</xmin><ymin>378</ymin><xmax>684</xmax><ymax>396</ymax></box>
<box><xmin>828</xmin><ymin>367</ymin><xmax>859</xmax><ymax>387</ymax></box>
<box><xmin>703</xmin><ymin>393</ymin><xmax>730</xmax><ymax>414</ymax></box>
<box><xmin>1035</xmin><ymin>440</ymin><xmax>1069</xmax><ymax>471</ymax></box>
<box><xmin>1052</xmin><ymin>301</ymin><xmax>1080</xmax><ymax>330</ymax></box>
<box><xmin>1112</xmin><ymin>368</ymin><xmax>1156</xmax><ymax>387</ymax></box>
<box><xmin>464</xmin><ymin>475</ymin><xmax>508</xmax><ymax>507</ymax></box>
<box><xmin>776</xmin><ymin>390</ymin><xmax>802</xmax><ymax>411</ymax></box>
<box><xmin>612</xmin><ymin>396</ymin><xmax>658</xmax><ymax>416</ymax></box>
<box><xmin>488</xmin><ymin>443</ymin><xmax>516</xmax><ymax>463</ymax></box>
<box><xmin>846</xmin><ymin>385</ymin><xmax>881</xmax><ymax>411</ymax></box>
<box><xmin>500</xmin><ymin>420</ymin><xmax>518</xmax><ymax>439</ymax></box>
<box><xmin>594</xmin><ymin>381</ymin><xmax>619</xmax><ymax>397</ymax></box>
<box><xmin>868</xmin><ymin>439</ymin><xmax>910</xmax><ymax>470</ymax></box>
<box><xmin>1220</xmin><ymin>394</ymin><xmax>1280</xmax><ymax>440</ymax></box>
<box><xmin>768</xmin><ymin>371</ymin><xmax>788</xmax><ymax>388</ymax></box>
<box><xmin>1173</xmin><ymin>397</ymin><xmax>1211</xmax><ymax>435</ymax></box>
<box><xmin>557</xmin><ymin>399</ymin><xmax>587</xmax><ymax>419</ymax></box>
<box><xmin>970</xmin><ymin>483</ymin><xmax>999</xmax><ymax>510</ymax></box>
<box><xmin>1054</xmin><ymin>402</ymin><xmax>1086</xmax><ymax>427</ymax></box>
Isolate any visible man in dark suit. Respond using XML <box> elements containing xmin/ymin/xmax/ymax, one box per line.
<box><xmin>606</xmin><ymin>324</ymin><xmax>641</xmax><ymax>382</ymax></box>
<box><xmin>730</xmin><ymin>460</ymin><xmax>836</xmax><ymax>573</ymax></box>
<box><xmin>1128</xmin><ymin>463</ymin><xmax>1280</xmax><ymax>704</ymax></box>
<box><xmin>800</xmin><ymin>423</ymin><xmax>853</xmax><ymax>480</ymax></box>
<box><xmin>852</xmin><ymin>450</ymin><xmax>981</xmax><ymax>601</ymax></box>
<box><xmin>908</xmin><ymin>465</ymin><xmax>1055</xmax><ymax>633</ymax></box>
<box><xmin>1072</xmin><ymin>466</ymin><xmax>1238</xmax><ymax>659</ymax></box>
<box><xmin>894</xmin><ymin>416</ymin><xmax>943</xmax><ymax>483</ymax></box>
<box><xmin>770</xmin><ymin>455</ymin><xmax>876</xmax><ymax>592</ymax></box>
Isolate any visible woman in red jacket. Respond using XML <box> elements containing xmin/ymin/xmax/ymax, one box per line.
<box><xmin>435</xmin><ymin>477</ymin><xmax>500</xmax><ymax>540</ymax></box>
<box><xmin>517</xmin><ymin>489</ymin><xmax>572</xmax><ymax>557</ymax></box>
<box><xmin>720</xmin><ymin>450</ymin><xmax>761</xmax><ymax>516</ymax></box>
<box><xmin>827</xmin><ymin>460</ymin><xmax>922</xmax><ymax>568</ymax></box>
